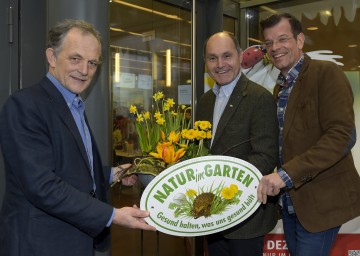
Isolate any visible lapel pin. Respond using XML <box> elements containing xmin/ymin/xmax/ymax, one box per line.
<box><xmin>230</xmin><ymin>104</ymin><xmax>233</xmax><ymax>108</ymax></box>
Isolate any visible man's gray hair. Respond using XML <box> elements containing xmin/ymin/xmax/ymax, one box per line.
<box><xmin>47</xmin><ymin>19</ymin><xmax>103</xmax><ymax>61</ymax></box>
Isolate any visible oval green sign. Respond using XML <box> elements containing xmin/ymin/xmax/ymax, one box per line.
<box><xmin>140</xmin><ymin>155</ymin><xmax>262</xmax><ymax>236</ymax></box>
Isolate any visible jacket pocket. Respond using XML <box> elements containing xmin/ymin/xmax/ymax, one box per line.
<box><xmin>310</xmin><ymin>172</ymin><xmax>353</xmax><ymax>214</ymax></box>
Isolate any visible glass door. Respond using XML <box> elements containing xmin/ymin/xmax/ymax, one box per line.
<box><xmin>110</xmin><ymin>0</ymin><xmax>192</xmax><ymax>163</ymax></box>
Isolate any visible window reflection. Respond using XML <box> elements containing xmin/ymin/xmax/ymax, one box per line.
<box><xmin>110</xmin><ymin>0</ymin><xmax>192</xmax><ymax>163</ymax></box>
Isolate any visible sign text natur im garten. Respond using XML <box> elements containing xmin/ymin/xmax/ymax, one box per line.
<box><xmin>140</xmin><ymin>155</ymin><xmax>262</xmax><ymax>236</ymax></box>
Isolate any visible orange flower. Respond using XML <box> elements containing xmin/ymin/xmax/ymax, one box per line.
<box><xmin>149</xmin><ymin>142</ymin><xmax>186</xmax><ymax>164</ymax></box>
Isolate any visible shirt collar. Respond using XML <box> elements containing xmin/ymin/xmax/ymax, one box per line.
<box><xmin>212</xmin><ymin>72</ymin><xmax>241</xmax><ymax>97</ymax></box>
<box><xmin>277</xmin><ymin>54</ymin><xmax>304</xmax><ymax>88</ymax></box>
<box><xmin>46</xmin><ymin>72</ymin><xmax>81</xmax><ymax>108</ymax></box>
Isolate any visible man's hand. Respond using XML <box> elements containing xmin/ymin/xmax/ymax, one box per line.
<box><xmin>113</xmin><ymin>205</ymin><xmax>156</xmax><ymax>231</ymax></box>
<box><xmin>121</xmin><ymin>174</ymin><xmax>138</xmax><ymax>186</ymax></box>
<box><xmin>257</xmin><ymin>173</ymin><xmax>285</xmax><ymax>204</ymax></box>
<box><xmin>113</xmin><ymin>164</ymin><xmax>138</xmax><ymax>186</ymax></box>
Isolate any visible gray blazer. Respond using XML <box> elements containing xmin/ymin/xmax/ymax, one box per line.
<box><xmin>196</xmin><ymin>74</ymin><xmax>279</xmax><ymax>239</ymax></box>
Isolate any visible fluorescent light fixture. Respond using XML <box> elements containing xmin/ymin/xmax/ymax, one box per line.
<box><xmin>153</xmin><ymin>53</ymin><xmax>158</xmax><ymax>81</ymax></box>
<box><xmin>249</xmin><ymin>37</ymin><xmax>262</xmax><ymax>44</ymax></box>
<box><xmin>114</xmin><ymin>52</ymin><xmax>120</xmax><ymax>83</ymax></box>
<box><xmin>163</xmin><ymin>39</ymin><xmax>191</xmax><ymax>48</ymax></box>
<box><xmin>113</xmin><ymin>0</ymin><xmax>183</xmax><ymax>21</ymax></box>
<box><xmin>110</xmin><ymin>27</ymin><xmax>142</xmax><ymax>36</ymax></box>
<box><xmin>166</xmin><ymin>49</ymin><xmax>171</xmax><ymax>87</ymax></box>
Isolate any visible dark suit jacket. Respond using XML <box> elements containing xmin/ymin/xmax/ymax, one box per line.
<box><xmin>0</xmin><ymin>77</ymin><xmax>113</xmax><ymax>256</ymax></box>
<box><xmin>196</xmin><ymin>74</ymin><xmax>279</xmax><ymax>239</ymax></box>
<box><xmin>274</xmin><ymin>55</ymin><xmax>360</xmax><ymax>232</ymax></box>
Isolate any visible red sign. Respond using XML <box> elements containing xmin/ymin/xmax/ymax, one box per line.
<box><xmin>263</xmin><ymin>234</ymin><xmax>360</xmax><ymax>256</ymax></box>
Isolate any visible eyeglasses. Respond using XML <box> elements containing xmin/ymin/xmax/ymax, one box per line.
<box><xmin>263</xmin><ymin>35</ymin><xmax>295</xmax><ymax>48</ymax></box>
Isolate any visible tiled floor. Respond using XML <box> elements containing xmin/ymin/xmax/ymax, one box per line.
<box><xmin>110</xmin><ymin>183</ymin><xmax>190</xmax><ymax>256</ymax></box>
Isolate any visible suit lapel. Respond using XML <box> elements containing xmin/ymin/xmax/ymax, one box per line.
<box><xmin>40</xmin><ymin>77</ymin><xmax>92</xmax><ymax>172</ymax></box>
<box><xmin>281</xmin><ymin>56</ymin><xmax>310</xmax><ymax>143</ymax></box>
<box><xmin>212</xmin><ymin>75</ymin><xmax>247</xmax><ymax>147</ymax></box>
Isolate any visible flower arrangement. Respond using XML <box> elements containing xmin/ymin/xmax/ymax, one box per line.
<box><xmin>114</xmin><ymin>91</ymin><xmax>212</xmax><ymax>185</ymax></box>
<box><xmin>169</xmin><ymin>183</ymin><xmax>243</xmax><ymax>219</ymax></box>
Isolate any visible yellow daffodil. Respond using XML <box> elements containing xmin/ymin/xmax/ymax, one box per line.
<box><xmin>168</xmin><ymin>131</ymin><xmax>180</xmax><ymax>143</ymax></box>
<box><xmin>156</xmin><ymin>117</ymin><xmax>165</xmax><ymax>125</ymax></box>
<box><xmin>136</xmin><ymin>114</ymin><xmax>144</xmax><ymax>122</ymax></box>
<box><xmin>163</xmin><ymin>102</ymin><xmax>170</xmax><ymax>111</ymax></box>
<box><xmin>127</xmin><ymin>90</ymin><xmax>212</xmax><ymax>178</ymax></box>
<box><xmin>166</xmin><ymin>98</ymin><xmax>175</xmax><ymax>107</ymax></box>
<box><xmin>144</xmin><ymin>111</ymin><xmax>151</xmax><ymax>119</ymax></box>
<box><xmin>154</xmin><ymin>111</ymin><xmax>162</xmax><ymax>119</ymax></box>
<box><xmin>129</xmin><ymin>105</ymin><xmax>137</xmax><ymax>114</ymax></box>
<box><xmin>153</xmin><ymin>91</ymin><xmax>164</xmax><ymax>101</ymax></box>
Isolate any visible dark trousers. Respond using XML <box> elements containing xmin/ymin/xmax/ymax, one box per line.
<box><xmin>206</xmin><ymin>233</ymin><xmax>264</xmax><ymax>256</ymax></box>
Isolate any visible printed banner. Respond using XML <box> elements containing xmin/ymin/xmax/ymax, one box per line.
<box><xmin>263</xmin><ymin>233</ymin><xmax>360</xmax><ymax>256</ymax></box>
<box><xmin>140</xmin><ymin>155</ymin><xmax>262</xmax><ymax>236</ymax></box>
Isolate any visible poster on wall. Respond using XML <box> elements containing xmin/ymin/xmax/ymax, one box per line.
<box><xmin>178</xmin><ymin>84</ymin><xmax>192</xmax><ymax>105</ymax></box>
<box><xmin>118</xmin><ymin>72</ymin><xmax>136</xmax><ymax>88</ymax></box>
<box><xmin>138</xmin><ymin>74</ymin><xmax>152</xmax><ymax>90</ymax></box>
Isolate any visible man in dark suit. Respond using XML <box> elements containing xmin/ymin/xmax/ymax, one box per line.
<box><xmin>0</xmin><ymin>19</ymin><xmax>155</xmax><ymax>256</ymax></box>
<box><xmin>257</xmin><ymin>13</ymin><xmax>360</xmax><ymax>256</ymax></box>
<box><xmin>196</xmin><ymin>32</ymin><xmax>278</xmax><ymax>256</ymax></box>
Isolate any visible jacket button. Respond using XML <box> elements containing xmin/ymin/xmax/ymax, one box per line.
<box><xmin>301</xmin><ymin>176</ymin><xmax>312</xmax><ymax>183</ymax></box>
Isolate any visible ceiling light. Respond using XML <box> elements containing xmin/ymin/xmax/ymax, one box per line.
<box><xmin>259</xmin><ymin>6</ymin><xmax>277</xmax><ymax>14</ymax></box>
<box><xmin>166</xmin><ymin>49</ymin><xmax>171</xmax><ymax>87</ymax></box>
<box><xmin>322</xmin><ymin>10</ymin><xmax>332</xmax><ymax>16</ymax></box>
<box><xmin>248</xmin><ymin>38</ymin><xmax>262</xmax><ymax>44</ymax></box>
<box><xmin>163</xmin><ymin>39</ymin><xmax>191</xmax><ymax>48</ymax></box>
<box><xmin>114</xmin><ymin>52</ymin><xmax>120</xmax><ymax>83</ymax></box>
<box><xmin>110</xmin><ymin>27</ymin><xmax>142</xmax><ymax>36</ymax></box>
<box><xmin>113</xmin><ymin>0</ymin><xmax>183</xmax><ymax>21</ymax></box>
<box><xmin>348</xmin><ymin>44</ymin><xmax>358</xmax><ymax>48</ymax></box>
<box><xmin>307</xmin><ymin>27</ymin><xmax>318</xmax><ymax>31</ymax></box>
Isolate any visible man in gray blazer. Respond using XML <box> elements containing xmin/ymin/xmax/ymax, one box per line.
<box><xmin>0</xmin><ymin>19</ymin><xmax>155</xmax><ymax>256</ymax></box>
<box><xmin>196</xmin><ymin>32</ymin><xmax>278</xmax><ymax>256</ymax></box>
